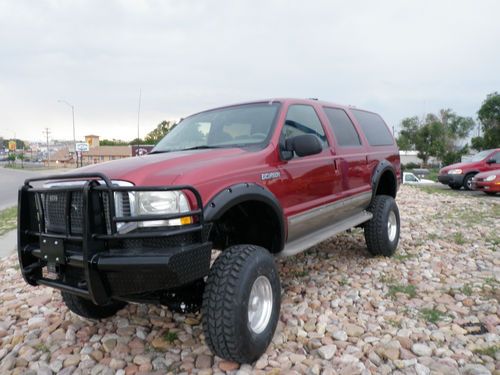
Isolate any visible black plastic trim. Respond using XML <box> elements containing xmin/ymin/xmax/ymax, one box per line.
<box><xmin>204</xmin><ymin>183</ymin><xmax>285</xmax><ymax>251</ymax></box>
<box><xmin>371</xmin><ymin>160</ymin><xmax>398</xmax><ymax>199</ymax></box>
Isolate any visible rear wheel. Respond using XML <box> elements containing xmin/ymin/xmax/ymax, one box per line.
<box><xmin>463</xmin><ymin>173</ymin><xmax>475</xmax><ymax>190</ymax></box>
<box><xmin>202</xmin><ymin>245</ymin><xmax>281</xmax><ymax>363</ymax></box>
<box><xmin>364</xmin><ymin>195</ymin><xmax>400</xmax><ymax>257</ymax></box>
<box><xmin>62</xmin><ymin>291</ymin><xmax>126</xmax><ymax>319</ymax></box>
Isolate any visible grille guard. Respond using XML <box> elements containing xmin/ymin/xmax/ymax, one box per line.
<box><xmin>18</xmin><ymin>172</ymin><xmax>207</xmax><ymax>305</ymax></box>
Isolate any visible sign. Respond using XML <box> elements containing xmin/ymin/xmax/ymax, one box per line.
<box><xmin>132</xmin><ymin>145</ymin><xmax>154</xmax><ymax>156</ymax></box>
<box><xmin>8</xmin><ymin>140</ymin><xmax>16</xmax><ymax>151</ymax></box>
<box><xmin>75</xmin><ymin>142</ymin><xmax>90</xmax><ymax>152</ymax></box>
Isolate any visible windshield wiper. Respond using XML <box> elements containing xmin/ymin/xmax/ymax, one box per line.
<box><xmin>179</xmin><ymin>145</ymin><xmax>226</xmax><ymax>151</ymax></box>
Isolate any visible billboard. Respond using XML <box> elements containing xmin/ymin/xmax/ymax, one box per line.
<box><xmin>132</xmin><ymin>145</ymin><xmax>154</xmax><ymax>156</ymax></box>
<box><xmin>8</xmin><ymin>140</ymin><xmax>16</xmax><ymax>151</ymax></box>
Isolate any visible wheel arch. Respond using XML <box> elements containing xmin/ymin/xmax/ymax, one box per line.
<box><xmin>204</xmin><ymin>183</ymin><xmax>285</xmax><ymax>253</ymax></box>
<box><xmin>371</xmin><ymin>160</ymin><xmax>398</xmax><ymax>199</ymax></box>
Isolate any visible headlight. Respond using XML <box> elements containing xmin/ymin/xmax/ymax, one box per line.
<box><xmin>448</xmin><ymin>169</ymin><xmax>463</xmax><ymax>175</ymax></box>
<box><xmin>136</xmin><ymin>191</ymin><xmax>191</xmax><ymax>227</ymax></box>
<box><xmin>485</xmin><ymin>174</ymin><xmax>496</xmax><ymax>182</ymax></box>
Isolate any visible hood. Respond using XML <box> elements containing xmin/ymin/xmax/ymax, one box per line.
<box><xmin>475</xmin><ymin>169</ymin><xmax>500</xmax><ymax>179</ymax></box>
<box><xmin>439</xmin><ymin>161</ymin><xmax>481</xmax><ymax>174</ymax></box>
<box><xmin>76</xmin><ymin>148</ymin><xmax>250</xmax><ymax>185</ymax></box>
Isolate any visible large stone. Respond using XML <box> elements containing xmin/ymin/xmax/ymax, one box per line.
<box><xmin>411</xmin><ymin>343</ymin><xmax>432</xmax><ymax>357</ymax></box>
<box><xmin>344</xmin><ymin>323</ymin><xmax>364</xmax><ymax>337</ymax></box>
<box><xmin>318</xmin><ymin>344</ymin><xmax>337</xmax><ymax>360</ymax></box>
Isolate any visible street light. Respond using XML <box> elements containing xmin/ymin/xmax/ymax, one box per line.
<box><xmin>58</xmin><ymin>99</ymin><xmax>76</xmax><ymax>166</ymax></box>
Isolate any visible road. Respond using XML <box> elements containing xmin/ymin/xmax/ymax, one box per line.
<box><xmin>0</xmin><ymin>167</ymin><xmax>65</xmax><ymax>210</ymax></box>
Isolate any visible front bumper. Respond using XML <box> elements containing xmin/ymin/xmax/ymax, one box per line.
<box><xmin>438</xmin><ymin>174</ymin><xmax>464</xmax><ymax>186</ymax></box>
<box><xmin>18</xmin><ymin>172</ymin><xmax>211</xmax><ymax>305</ymax></box>
<box><xmin>471</xmin><ymin>180</ymin><xmax>500</xmax><ymax>193</ymax></box>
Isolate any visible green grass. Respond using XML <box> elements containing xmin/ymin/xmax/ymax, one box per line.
<box><xmin>387</xmin><ymin>284</ymin><xmax>417</xmax><ymax>299</ymax></box>
<box><xmin>162</xmin><ymin>331</ymin><xmax>178</xmax><ymax>343</ymax></box>
<box><xmin>292</xmin><ymin>270</ymin><xmax>309</xmax><ymax>278</ymax></box>
<box><xmin>420</xmin><ymin>308</ymin><xmax>448</xmax><ymax>324</ymax></box>
<box><xmin>485</xmin><ymin>234</ymin><xmax>500</xmax><ymax>249</ymax></box>
<box><xmin>33</xmin><ymin>343</ymin><xmax>50</xmax><ymax>353</ymax></box>
<box><xmin>393</xmin><ymin>252</ymin><xmax>416</xmax><ymax>261</ymax></box>
<box><xmin>339</xmin><ymin>277</ymin><xmax>349</xmax><ymax>286</ymax></box>
<box><xmin>0</xmin><ymin>206</ymin><xmax>17</xmax><ymax>236</ymax></box>
<box><xmin>459</xmin><ymin>283</ymin><xmax>473</xmax><ymax>296</ymax></box>
<box><xmin>473</xmin><ymin>345</ymin><xmax>500</xmax><ymax>358</ymax></box>
<box><xmin>414</xmin><ymin>185</ymin><xmax>458</xmax><ymax>196</ymax></box>
<box><xmin>453</xmin><ymin>232</ymin><xmax>467</xmax><ymax>245</ymax></box>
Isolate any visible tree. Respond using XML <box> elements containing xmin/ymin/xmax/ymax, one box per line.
<box><xmin>100</xmin><ymin>139</ymin><xmax>128</xmax><ymax>146</ymax></box>
<box><xmin>472</xmin><ymin>92</ymin><xmax>500</xmax><ymax>150</ymax></box>
<box><xmin>129</xmin><ymin>138</ymin><xmax>144</xmax><ymax>145</ymax></box>
<box><xmin>144</xmin><ymin>120</ymin><xmax>176</xmax><ymax>145</ymax></box>
<box><xmin>397</xmin><ymin>109</ymin><xmax>475</xmax><ymax>165</ymax></box>
<box><xmin>396</xmin><ymin>116</ymin><xmax>420</xmax><ymax>150</ymax></box>
<box><xmin>17</xmin><ymin>152</ymin><xmax>25</xmax><ymax>168</ymax></box>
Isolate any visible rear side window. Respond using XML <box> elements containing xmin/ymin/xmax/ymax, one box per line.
<box><xmin>283</xmin><ymin>105</ymin><xmax>328</xmax><ymax>147</ymax></box>
<box><xmin>323</xmin><ymin>107</ymin><xmax>361</xmax><ymax>146</ymax></box>
<box><xmin>351</xmin><ymin>109</ymin><xmax>393</xmax><ymax>146</ymax></box>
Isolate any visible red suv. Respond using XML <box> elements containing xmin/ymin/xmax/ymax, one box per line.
<box><xmin>438</xmin><ymin>148</ymin><xmax>500</xmax><ymax>190</ymax></box>
<box><xmin>18</xmin><ymin>99</ymin><xmax>401</xmax><ymax>363</ymax></box>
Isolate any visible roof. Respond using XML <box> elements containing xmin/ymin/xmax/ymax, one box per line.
<box><xmin>49</xmin><ymin>147</ymin><xmax>72</xmax><ymax>162</ymax></box>
<box><xmin>84</xmin><ymin>146</ymin><xmax>131</xmax><ymax>157</ymax></box>
<box><xmin>85</xmin><ymin>134</ymin><xmax>100</xmax><ymax>138</ymax></box>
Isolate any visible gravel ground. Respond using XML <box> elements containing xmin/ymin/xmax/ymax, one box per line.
<box><xmin>0</xmin><ymin>186</ymin><xmax>499</xmax><ymax>375</ymax></box>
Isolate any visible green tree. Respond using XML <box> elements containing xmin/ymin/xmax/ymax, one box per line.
<box><xmin>396</xmin><ymin>116</ymin><xmax>420</xmax><ymax>150</ymax></box>
<box><xmin>144</xmin><ymin>120</ymin><xmax>176</xmax><ymax>145</ymax></box>
<box><xmin>129</xmin><ymin>138</ymin><xmax>144</xmax><ymax>145</ymax></box>
<box><xmin>472</xmin><ymin>92</ymin><xmax>500</xmax><ymax>149</ymax></box>
<box><xmin>397</xmin><ymin>109</ymin><xmax>474</xmax><ymax>165</ymax></box>
<box><xmin>17</xmin><ymin>152</ymin><xmax>25</xmax><ymax>168</ymax></box>
<box><xmin>100</xmin><ymin>139</ymin><xmax>128</xmax><ymax>146</ymax></box>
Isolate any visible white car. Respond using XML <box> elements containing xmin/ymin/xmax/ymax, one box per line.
<box><xmin>403</xmin><ymin>172</ymin><xmax>434</xmax><ymax>185</ymax></box>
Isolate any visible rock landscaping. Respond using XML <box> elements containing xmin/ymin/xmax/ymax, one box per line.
<box><xmin>0</xmin><ymin>186</ymin><xmax>498</xmax><ymax>374</ymax></box>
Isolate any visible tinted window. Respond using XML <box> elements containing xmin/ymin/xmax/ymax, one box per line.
<box><xmin>324</xmin><ymin>107</ymin><xmax>361</xmax><ymax>146</ymax></box>
<box><xmin>351</xmin><ymin>109</ymin><xmax>393</xmax><ymax>146</ymax></box>
<box><xmin>491</xmin><ymin>152</ymin><xmax>500</xmax><ymax>163</ymax></box>
<box><xmin>283</xmin><ymin>105</ymin><xmax>328</xmax><ymax>147</ymax></box>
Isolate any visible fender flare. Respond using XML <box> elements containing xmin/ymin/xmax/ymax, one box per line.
<box><xmin>204</xmin><ymin>183</ymin><xmax>286</xmax><ymax>251</ymax></box>
<box><xmin>371</xmin><ymin>160</ymin><xmax>397</xmax><ymax>200</ymax></box>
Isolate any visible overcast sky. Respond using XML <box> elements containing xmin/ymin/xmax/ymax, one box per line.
<box><xmin>1</xmin><ymin>0</ymin><xmax>499</xmax><ymax>142</ymax></box>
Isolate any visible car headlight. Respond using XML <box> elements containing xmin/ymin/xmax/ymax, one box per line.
<box><xmin>448</xmin><ymin>169</ymin><xmax>463</xmax><ymax>175</ymax></box>
<box><xmin>485</xmin><ymin>174</ymin><xmax>496</xmax><ymax>182</ymax></box>
<box><xmin>136</xmin><ymin>191</ymin><xmax>192</xmax><ymax>227</ymax></box>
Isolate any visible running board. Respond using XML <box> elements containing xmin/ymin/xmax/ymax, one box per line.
<box><xmin>280</xmin><ymin>210</ymin><xmax>373</xmax><ymax>257</ymax></box>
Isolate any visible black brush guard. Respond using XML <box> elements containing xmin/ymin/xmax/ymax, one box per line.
<box><xmin>18</xmin><ymin>172</ymin><xmax>211</xmax><ymax>305</ymax></box>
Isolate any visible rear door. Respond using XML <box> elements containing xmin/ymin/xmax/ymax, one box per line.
<box><xmin>322</xmin><ymin>107</ymin><xmax>371</xmax><ymax>197</ymax></box>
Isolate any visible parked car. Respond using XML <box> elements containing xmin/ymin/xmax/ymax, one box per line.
<box><xmin>18</xmin><ymin>98</ymin><xmax>401</xmax><ymax>363</ymax></box>
<box><xmin>403</xmin><ymin>172</ymin><xmax>434</xmax><ymax>184</ymax></box>
<box><xmin>438</xmin><ymin>148</ymin><xmax>500</xmax><ymax>190</ymax></box>
<box><xmin>471</xmin><ymin>169</ymin><xmax>500</xmax><ymax>195</ymax></box>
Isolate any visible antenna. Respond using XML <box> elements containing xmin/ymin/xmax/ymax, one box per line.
<box><xmin>137</xmin><ymin>89</ymin><xmax>142</xmax><ymax>153</ymax></box>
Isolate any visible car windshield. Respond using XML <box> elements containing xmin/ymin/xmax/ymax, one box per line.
<box><xmin>152</xmin><ymin>102</ymin><xmax>281</xmax><ymax>153</ymax></box>
<box><xmin>470</xmin><ymin>149</ymin><xmax>494</xmax><ymax>162</ymax></box>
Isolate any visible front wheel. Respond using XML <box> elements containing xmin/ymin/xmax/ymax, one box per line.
<box><xmin>62</xmin><ymin>291</ymin><xmax>127</xmax><ymax>319</ymax></box>
<box><xmin>364</xmin><ymin>195</ymin><xmax>400</xmax><ymax>257</ymax></box>
<box><xmin>463</xmin><ymin>173</ymin><xmax>475</xmax><ymax>190</ymax></box>
<box><xmin>202</xmin><ymin>245</ymin><xmax>281</xmax><ymax>364</ymax></box>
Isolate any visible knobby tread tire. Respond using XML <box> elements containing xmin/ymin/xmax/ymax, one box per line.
<box><xmin>364</xmin><ymin>194</ymin><xmax>400</xmax><ymax>257</ymax></box>
<box><xmin>62</xmin><ymin>291</ymin><xmax>126</xmax><ymax>319</ymax></box>
<box><xmin>202</xmin><ymin>244</ymin><xmax>280</xmax><ymax>363</ymax></box>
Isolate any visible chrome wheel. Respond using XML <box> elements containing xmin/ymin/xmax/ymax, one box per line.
<box><xmin>248</xmin><ymin>276</ymin><xmax>273</xmax><ymax>334</ymax></box>
<box><xmin>387</xmin><ymin>210</ymin><xmax>397</xmax><ymax>242</ymax></box>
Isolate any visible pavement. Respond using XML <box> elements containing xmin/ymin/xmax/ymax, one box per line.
<box><xmin>0</xmin><ymin>229</ymin><xmax>16</xmax><ymax>259</ymax></box>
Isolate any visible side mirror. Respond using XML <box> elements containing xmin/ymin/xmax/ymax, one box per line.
<box><xmin>486</xmin><ymin>158</ymin><xmax>496</xmax><ymax>164</ymax></box>
<box><xmin>282</xmin><ymin>134</ymin><xmax>322</xmax><ymax>159</ymax></box>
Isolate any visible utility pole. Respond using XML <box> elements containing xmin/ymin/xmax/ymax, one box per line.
<box><xmin>43</xmin><ymin>128</ymin><xmax>51</xmax><ymax>167</ymax></box>
<box><xmin>137</xmin><ymin>89</ymin><xmax>142</xmax><ymax>155</ymax></box>
<box><xmin>58</xmin><ymin>100</ymin><xmax>76</xmax><ymax>167</ymax></box>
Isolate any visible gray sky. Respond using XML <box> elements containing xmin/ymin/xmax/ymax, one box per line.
<box><xmin>1</xmin><ymin>0</ymin><xmax>499</xmax><ymax>142</ymax></box>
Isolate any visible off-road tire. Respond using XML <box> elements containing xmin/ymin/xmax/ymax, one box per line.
<box><xmin>62</xmin><ymin>291</ymin><xmax>126</xmax><ymax>319</ymax></box>
<box><xmin>202</xmin><ymin>245</ymin><xmax>281</xmax><ymax>364</ymax></box>
<box><xmin>450</xmin><ymin>184</ymin><xmax>462</xmax><ymax>190</ymax></box>
<box><xmin>364</xmin><ymin>195</ymin><xmax>400</xmax><ymax>257</ymax></box>
<box><xmin>463</xmin><ymin>173</ymin><xmax>475</xmax><ymax>190</ymax></box>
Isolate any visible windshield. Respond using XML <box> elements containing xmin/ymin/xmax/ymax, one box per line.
<box><xmin>470</xmin><ymin>149</ymin><xmax>494</xmax><ymax>162</ymax></box>
<box><xmin>152</xmin><ymin>102</ymin><xmax>281</xmax><ymax>153</ymax></box>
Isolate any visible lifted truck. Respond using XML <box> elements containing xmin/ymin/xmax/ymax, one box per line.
<box><xmin>18</xmin><ymin>98</ymin><xmax>401</xmax><ymax>363</ymax></box>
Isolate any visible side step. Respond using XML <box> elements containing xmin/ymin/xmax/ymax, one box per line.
<box><xmin>280</xmin><ymin>210</ymin><xmax>372</xmax><ymax>257</ymax></box>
